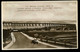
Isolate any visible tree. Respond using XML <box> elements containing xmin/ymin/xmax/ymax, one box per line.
<box><xmin>45</xmin><ymin>36</ymin><xmax>49</xmax><ymax>42</ymax></box>
<box><xmin>39</xmin><ymin>35</ymin><xmax>43</xmax><ymax>41</ymax></box>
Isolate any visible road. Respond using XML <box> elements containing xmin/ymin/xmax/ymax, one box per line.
<box><xmin>8</xmin><ymin>32</ymin><xmax>54</xmax><ymax>49</ymax></box>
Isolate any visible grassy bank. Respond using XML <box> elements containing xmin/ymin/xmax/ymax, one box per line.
<box><xmin>3</xmin><ymin>29</ymin><xmax>12</xmax><ymax>47</ymax></box>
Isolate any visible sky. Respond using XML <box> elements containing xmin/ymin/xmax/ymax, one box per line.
<box><xmin>2</xmin><ymin>1</ymin><xmax>77</xmax><ymax>22</ymax></box>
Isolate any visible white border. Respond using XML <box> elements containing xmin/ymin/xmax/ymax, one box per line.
<box><xmin>1</xmin><ymin>1</ymin><xmax>78</xmax><ymax>50</ymax></box>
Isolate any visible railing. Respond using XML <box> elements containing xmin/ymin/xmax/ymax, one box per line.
<box><xmin>39</xmin><ymin>38</ymin><xmax>77</xmax><ymax>48</ymax></box>
<box><xmin>28</xmin><ymin>30</ymin><xmax>76</xmax><ymax>32</ymax></box>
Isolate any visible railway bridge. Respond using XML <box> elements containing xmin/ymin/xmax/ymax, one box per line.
<box><xmin>3</xmin><ymin>21</ymin><xmax>76</xmax><ymax>31</ymax></box>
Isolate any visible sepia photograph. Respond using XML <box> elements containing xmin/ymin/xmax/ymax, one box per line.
<box><xmin>1</xmin><ymin>1</ymin><xmax>78</xmax><ymax>50</ymax></box>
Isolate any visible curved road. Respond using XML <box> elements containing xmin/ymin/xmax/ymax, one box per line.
<box><xmin>8</xmin><ymin>32</ymin><xmax>54</xmax><ymax>49</ymax></box>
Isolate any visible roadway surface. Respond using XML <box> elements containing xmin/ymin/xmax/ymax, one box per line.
<box><xmin>8</xmin><ymin>32</ymin><xmax>54</xmax><ymax>49</ymax></box>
